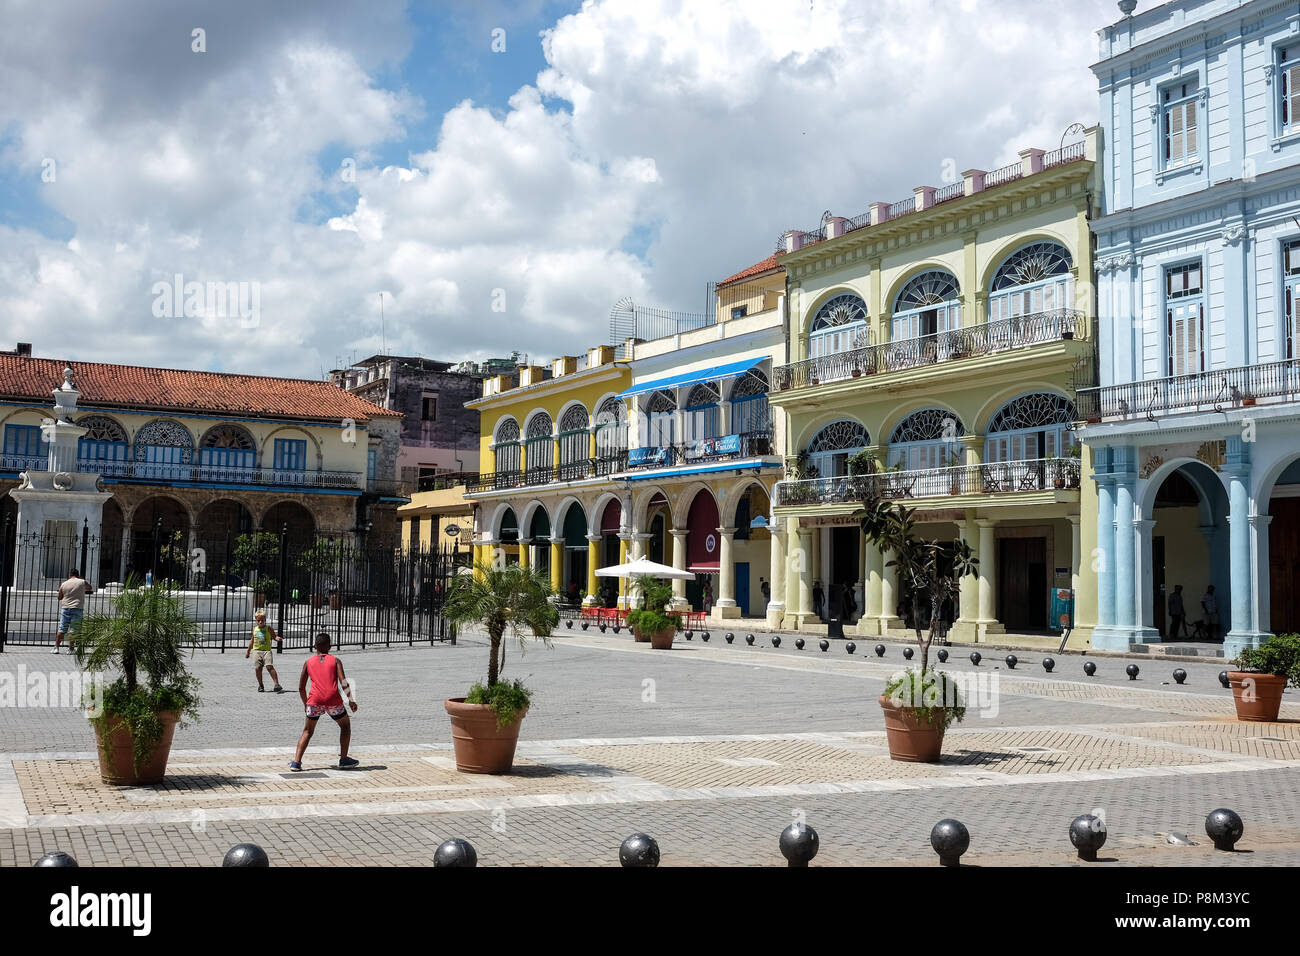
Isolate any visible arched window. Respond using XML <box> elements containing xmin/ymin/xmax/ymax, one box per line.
<box><xmin>988</xmin><ymin>241</ymin><xmax>1073</xmax><ymax>322</ymax></box>
<box><xmin>594</xmin><ymin>397</ymin><xmax>628</xmax><ymax>459</ymax></box>
<box><xmin>809</xmin><ymin>293</ymin><xmax>869</xmax><ymax>359</ymax></box>
<box><xmin>730</xmin><ymin>370</ymin><xmax>770</xmax><ymax>436</ymax></box>
<box><xmin>199</xmin><ymin>423</ymin><xmax>256</xmax><ymax>473</ymax></box>
<box><xmin>494</xmin><ymin>417</ymin><xmax>521</xmax><ymax>475</ymax></box>
<box><xmin>985</xmin><ymin>393</ymin><xmax>1076</xmax><ymax>462</ymax></box>
<box><xmin>888</xmin><ymin>409</ymin><xmax>965</xmax><ymax>470</ymax></box>
<box><xmin>646</xmin><ymin>390</ymin><xmax>676</xmax><ymax>448</ymax></box>
<box><xmin>525</xmin><ymin>413</ymin><xmax>554</xmax><ymax>477</ymax></box>
<box><xmin>892</xmin><ymin>271</ymin><xmax>961</xmax><ymax>341</ymax></box>
<box><xmin>77</xmin><ymin>415</ymin><xmax>128</xmax><ymax>464</ymax></box>
<box><xmin>134</xmin><ymin>420</ymin><xmax>194</xmax><ymax>481</ymax></box>
<box><xmin>558</xmin><ymin>404</ymin><xmax>590</xmax><ymax>470</ymax></box>
<box><xmin>805</xmin><ymin>419</ymin><xmax>870</xmax><ymax>478</ymax></box>
<box><xmin>683</xmin><ymin>382</ymin><xmax>720</xmax><ymax>443</ymax></box>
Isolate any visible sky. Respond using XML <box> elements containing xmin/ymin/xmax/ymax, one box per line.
<box><xmin>0</xmin><ymin>0</ymin><xmax>1126</xmax><ymax>380</ymax></box>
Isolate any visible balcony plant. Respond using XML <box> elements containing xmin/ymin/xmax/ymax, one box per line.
<box><xmin>944</xmin><ymin>453</ymin><xmax>963</xmax><ymax>495</ymax></box>
<box><xmin>1227</xmin><ymin>633</ymin><xmax>1300</xmax><ymax>722</ymax></box>
<box><xmin>70</xmin><ymin>579</ymin><xmax>202</xmax><ymax>785</ymax></box>
<box><xmin>441</xmin><ymin>562</ymin><xmax>558</xmax><ymax>772</ymax></box>
<box><xmin>856</xmin><ymin>493</ymin><xmax>977</xmax><ymax>762</ymax></box>
<box><xmin>626</xmin><ymin>575</ymin><xmax>683</xmax><ymax>649</ymax></box>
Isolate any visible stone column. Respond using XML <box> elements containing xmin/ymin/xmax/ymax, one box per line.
<box><xmin>766</xmin><ymin>517</ymin><xmax>786</xmax><ymax>628</ymax></box>
<box><xmin>1224</xmin><ymin>442</ymin><xmax>1265</xmax><ymax>654</ymax></box>
<box><xmin>1250</xmin><ymin>514</ymin><xmax>1273</xmax><ymax>636</ymax></box>
<box><xmin>669</xmin><ymin>529</ymin><xmax>689</xmax><ymax>607</ymax></box>
<box><xmin>1136</xmin><ymin>518</ymin><xmax>1157</xmax><ymax>635</ymax></box>
<box><xmin>549</xmin><ymin>536</ymin><xmax>563</xmax><ymax>592</ymax></box>
<box><xmin>1095</xmin><ymin>475</ymin><xmax>1117</xmax><ymax>630</ymax></box>
<box><xmin>818</xmin><ymin>527</ymin><xmax>830</xmax><ymax>614</ymax></box>
<box><xmin>714</xmin><ymin>527</ymin><xmax>739</xmax><ymax>619</ymax></box>
<box><xmin>854</xmin><ymin>529</ymin><xmax>867</xmax><ymax>623</ymax></box>
<box><xmin>1113</xmin><ymin>471</ymin><xmax>1138</xmax><ymax>639</ymax></box>
<box><xmin>952</xmin><ymin>516</ymin><xmax>981</xmax><ymax>641</ymax></box>
<box><xmin>617</xmin><ymin>534</ymin><xmax>630</xmax><ymax>608</ymax></box>
<box><xmin>517</xmin><ymin>537</ymin><xmax>531</xmax><ymax>572</ymax></box>
<box><xmin>584</xmin><ymin>533</ymin><xmax>600</xmax><ymax>605</ymax></box>
<box><xmin>880</xmin><ymin>547</ymin><xmax>897</xmax><ymax>635</ymax></box>
<box><xmin>860</xmin><ymin>537</ymin><xmax>883</xmax><ymax>636</ymax></box>
<box><xmin>1067</xmin><ymin>514</ymin><xmax>1081</xmax><ymax>612</ymax></box>
<box><xmin>795</xmin><ymin>527</ymin><xmax>813</xmax><ymax>627</ymax></box>
<box><xmin>975</xmin><ymin>519</ymin><xmax>1002</xmax><ymax>640</ymax></box>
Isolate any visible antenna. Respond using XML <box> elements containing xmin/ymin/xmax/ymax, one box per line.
<box><xmin>379</xmin><ymin>292</ymin><xmax>388</xmax><ymax>356</ymax></box>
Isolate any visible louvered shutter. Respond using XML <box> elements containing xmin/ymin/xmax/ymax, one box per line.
<box><xmin>1288</xmin><ymin>64</ymin><xmax>1300</xmax><ymax>128</ymax></box>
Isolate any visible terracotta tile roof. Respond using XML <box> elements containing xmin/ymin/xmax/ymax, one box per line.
<box><xmin>718</xmin><ymin>254</ymin><xmax>783</xmax><ymax>288</ymax></box>
<box><xmin>0</xmin><ymin>354</ymin><xmax>401</xmax><ymax>422</ymax></box>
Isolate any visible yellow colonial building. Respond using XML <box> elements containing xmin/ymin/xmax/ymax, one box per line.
<box><xmin>770</xmin><ymin>129</ymin><xmax>1101</xmax><ymax>647</ymax></box>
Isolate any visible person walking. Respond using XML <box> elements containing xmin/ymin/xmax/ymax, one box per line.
<box><xmin>53</xmin><ymin>567</ymin><xmax>92</xmax><ymax>655</ymax></box>
<box><xmin>812</xmin><ymin>580</ymin><xmax>825</xmax><ymax>620</ymax></box>
<box><xmin>245</xmin><ymin>610</ymin><xmax>283</xmax><ymax>693</ymax></box>
<box><xmin>290</xmin><ymin>633</ymin><xmax>359</xmax><ymax>771</ymax></box>
<box><xmin>1166</xmin><ymin>584</ymin><xmax>1188</xmax><ymax>640</ymax></box>
<box><xmin>842</xmin><ymin>581</ymin><xmax>857</xmax><ymax>622</ymax></box>
<box><xmin>1201</xmin><ymin>585</ymin><xmax>1220</xmax><ymax>641</ymax></box>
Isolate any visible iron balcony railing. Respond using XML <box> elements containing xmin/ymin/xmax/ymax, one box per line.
<box><xmin>1</xmin><ymin>453</ymin><xmax>48</xmax><ymax>473</ymax></box>
<box><xmin>775</xmin><ymin>457</ymin><xmax>1082</xmax><ymax>507</ymax></box>
<box><xmin>1078</xmin><ymin>358</ymin><xmax>1300</xmax><ymax>422</ymax></box>
<box><xmin>626</xmin><ymin>429</ymin><xmax>775</xmax><ymax>471</ymax></box>
<box><xmin>1043</xmin><ymin>141</ymin><xmax>1087</xmax><ymax>168</ymax></box>
<box><xmin>934</xmin><ymin>181</ymin><xmax>965</xmax><ymax>203</ymax></box>
<box><xmin>415</xmin><ymin>471</ymin><xmax>479</xmax><ymax>492</ymax></box>
<box><xmin>465</xmin><ymin>470</ymin><xmax>522</xmax><ymax>493</ymax></box>
<box><xmin>888</xmin><ymin>196</ymin><xmax>916</xmax><ymax>219</ymax></box>
<box><xmin>774</xmin><ymin>309</ymin><xmax>1084</xmax><ymax>391</ymax></box>
<box><xmin>984</xmin><ymin>161</ymin><xmax>1023</xmax><ymax>188</ymax></box>
<box><xmin>464</xmin><ymin>455</ymin><xmax>628</xmax><ymax>494</ymax></box>
<box><xmin>80</xmin><ymin>458</ymin><xmax>365</xmax><ymax>490</ymax></box>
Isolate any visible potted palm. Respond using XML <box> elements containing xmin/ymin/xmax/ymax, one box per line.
<box><xmin>233</xmin><ymin>531</ymin><xmax>279</xmax><ymax>608</ymax></box>
<box><xmin>298</xmin><ymin>539</ymin><xmax>343</xmax><ymax>609</ymax></box>
<box><xmin>253</xmin><ymin>576</ymin><xmax>279</xmax><ymax>609</ymax></box>
<box><xmin>70</xmin><ymin>581</ymin><xmax>201</xmax><ymax>785</ymax></box>
<box><xmin>1228</xmin><ymin>633</ymin><xmax>1300</xmax><ymax>722</ymax></box>
<box><xmin>627</xmin><ymin>575</ymin><xmax>683</xmax><ymax>649</ymax></box>
<box><xmin>441</xmin><ymin>562</ymin><xmax>558</xmax><ymax>773</ymax></box>
<box><xmin>857</xmin><ymin>494</ymin><xmax>977</xmax><ymax>761</ymax></box>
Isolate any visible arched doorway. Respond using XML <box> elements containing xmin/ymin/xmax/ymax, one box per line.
<box><xmin>193</xmin><ymin>499</ymin><xmax>254</xmax><ymax>586</ymax></box>
<box><xmin>645</xmin><ymin>491</ymin><xmax>669</xmax><ymax>565</ymax></box>
<box><xmin>99</xmin><ymin>498</ymin><xmax>124</xmax><ymax>584</ymax></box>
<box><xmin>528</xmin><ymin>506</ymin><xmax>551</xmax><ymax>580</ymax></box>
<box><xmin>734</xmin><ymin>483</ymin><xmax>773</xmax><ymax>617</ymax></box>
<box><xmin>262</xmin><ymin>501</ymin><xmax>316</xmax><ymax>547</ymax></box>
<box><xmin>1268</xmin><ymin>458</ymin><xmax>1300</xmax><ymax>634</ymax></box>
<box><xmin>1146</xmin><ymin>462</ymin><xmax>1229</xmax><ymax>641</ymax></box>
<box><xmin>129</xmin><ymin>495</ymin><xmax>191</xmax><ymax>584</ymax></box>
<box><xmin>560</xmin><ymin>501</ymin><xmax>588</xmax><ymax>601</ymax></box>
<box><xmin>498</xmin><ymin>507</ymin><xmax>519</xmax><ymax>564</ymax></box>
<box><xmin>597</xmin><ymin>498</ymin><xmax>622</xmax><ymax>607</ymax></box>
<box><xmin>685</xmin><ymin>489</ymin><xmax>720</xmax><ymax>611</ymax></box>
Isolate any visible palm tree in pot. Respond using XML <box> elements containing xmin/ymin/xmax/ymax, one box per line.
<box><xmin>626</xmin><ymin>575</ymin><xmax>683</xmax><ymax>648</ymax></box>
<box><xmin>70</xmin><ymin>581</ymin><xmax>201</xmax><ymax>784</ymax></box>
<box><xmin>441</xmin><ymin>562</ymin><xmax>558</xmax><ymax>773</ymax></box>
<box><xmin>856</xmin><ymin>493</ymin><xmax>977</xmax><ymax>761</ymax></box>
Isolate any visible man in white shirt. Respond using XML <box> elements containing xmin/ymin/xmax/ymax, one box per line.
<box><xmin>1201</xmin><ymin>585</ymin><xmax>1219</xmax><ymax>642</ymax></box>
<box><xmin>54</xmin><ymin>567</ymin><xmax>93</xmax><ymax>655</ymax></box>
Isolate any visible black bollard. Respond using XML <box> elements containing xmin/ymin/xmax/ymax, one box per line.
<box><xmin>725</xmin><ymin>633</ymin><xmax>734</xmax><ymax>644</ymax></box>
<box><xmin>565</xmin><ymin>619</ymin><xmax>573</xmax><ymax>629</ymax></box>
<box><xmin>937</xmin><ymin>649</ymin><xmax>949</xmax><ymax>663</ymax></box>
<box><xmin>1205</xmin><ymin>809</ymin><xmax>1243</xmax><ymax>852</ymax></box>
<box><xmin>746</xmin><ymin>634</ymin><xmax>755</xmax><ymax>646</ymax></box>
<box><xmin>684</xmin><ymin>630</ymin><xmax>693</xmax><ymax>641</ymax></box>
<box><xmin>772</xmin><ymin>635</ymin><xmax>781</xmax><ymax>648</ymax></box>
<box><xmin>222</xmin><ymin>843</ymin><xmax>270</xmax><ymax>867</ymax></box>
<box><xmin>969</xmin><ymin>651</ymin><xmax>981</xmax><ymax>666</ymax></box>
<box><xmin>875</xmin><ymin>644</ymin><xmax>886</xmax><ymax>657</ymax></box>
<box><xmin>1173</xmin><ymin>667</ymin><xmax>1187</xmax><ymax>685</ymax></box>
<box><xmin>819</xmin><ymin>639</ymin><xmax>829</xmax><ymax>652</ymax></box>
<box><xmin>434</xmin><ymin>838</ymin><xmax>478</xmax><ymax>867</ymax></box>
<box><xmin>701</xmin><ymin>631</ymin><xmax>710</xmax><ymax>642</ymax></box>
<box><xmin>778</xmin><ymin>823</ymin><xmax>819</xmax><ymax>867</ymax></box>
<box><xmin>845</xmin><ymin>641</ymin><xmax>856</xmax><ymax>654</ymax></box>
<box><xmin>930</xmin><ymin>819</ymin><xmax>970</xmax><ymax>868</ymax></box>
<box><xmin>613</xmin><ymin>625</ymin><xmax>621</xmax><ymax>634</ymax></box>
<box><xmin>34</xmin><ymin>851</ymin><xmax>77</xmax><ymax>868</ymax></box>
<box><xmin>1005</xmin><ymin>654</ymin><xmax>1017</xmax><ymax>669</ymax></box>
<box><xmin>1126</xmin><ymin>664</ymin><xmax>1139</xmax><ymax>681</ymax></box>
<box><xmin>1218</xmin><ymin>670</ymin><xmax>1230</xmax><ymax>688</ymax></box>
<box><xmin>1069</xmin><ymin>814</ymin><xmax>1107</xmax><ymax>862</ymax></box>
<box><xmin>1084</xmin><ymin>661</ymin><xmax>1097</xmax><ymax>676</ymax></box>
<box><xmin>903</xmin><ymin>647</ymin><xmax>914</xmax><ymax>660</ymax></box>
<box><xmin>581</xmin><ymin>621</ymin><xmax>589</xmax><ymax>630</ymax></box>
<box><xmin>795</xmin><ymin>638</ymin><xmax>805</xmax><ymax>650</ymax></box>
<box><xmin>1042</xmin><ymin>657</ymin><xmax>1055</xmax><ymax>672</ymax></box>
<box><xmin>599</xmin><ymin>624</ymin><xmax>607</xmax><ymax>633</ymax></box>
<box><xmin>619</xmin><ymin>833</ymin><xmax>661</xmax><ymax>867</ymax></box>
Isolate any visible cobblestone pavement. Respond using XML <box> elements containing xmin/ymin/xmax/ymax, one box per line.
<box><xmin>1</xmin><ymin>631</ymin><xmax>1297</xmax><ymax>866</ymax></box>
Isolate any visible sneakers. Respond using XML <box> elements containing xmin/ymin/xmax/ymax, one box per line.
<box><xmin>338</xmin><ymin>756</ymin><xmax>359</xmax><ymax>769</ymax></box>
<box><xmin>288</xmin><ymin>761</ymin><xmax>302</xmax><ymax>772</ymax></box>
<box><xmin>273</xmin><ymin>685</ymin><xmax>283</xmax><ymax>693</ymax></box>
<box><xmin>257</xmin><ymin>686</ymin><xmax>265</xmax><ymax>693</ymax></box>
<box><xmin>51</xmin><ymin>648</ymin><xmax>60</xmax><ymax>655</ymax></box>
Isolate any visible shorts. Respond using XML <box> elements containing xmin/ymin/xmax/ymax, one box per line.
<box><xmin>252</xmin><ymin>649</ymin><xmax>274</xmax><ymax>666</ymax></box>
<box><xmin>305</xmin><ymin>704</ymin><xmax>347</xmax><ymax>721</ymax></box>
<box><xmin>58</xmin><ymin>608</ymin><xmax>83</xmax><ymax>634</ymax></box>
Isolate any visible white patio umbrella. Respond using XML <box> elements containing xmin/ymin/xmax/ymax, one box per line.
<box><xmin>594</xmin><ymin>556</ymin><xmax>695</xmax><ymax>580</ymax></box>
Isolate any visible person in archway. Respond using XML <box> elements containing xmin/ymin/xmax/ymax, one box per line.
<box><xmin>812</xmin><ymin>580</ymin><xmax>825</xmax><ymax>620</ymax></box>
<box><xmin>1201</xmin><ymin>585</ymin><xmax>1220</xmax><ymax>641</ymax></box>
<box><xmin>1166</xmin><ymin>584</ymin><xmax>1188</xmax><ymax>640</ymax></box>
<box><xmin>841</xmin><ymin>581</ymin><xmax>857</xmax><ymax>622</ymax></box>
<box><xmin>702</xmin><ymin>578</ymin><xmax>714</xmax><ymax>615</ymax></box>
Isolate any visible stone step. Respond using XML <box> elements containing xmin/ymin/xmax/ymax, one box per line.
<box><xmin>1127</xmin><ymin>642</ymin><xmax>1225</xmax><ymax>658</ymax></box>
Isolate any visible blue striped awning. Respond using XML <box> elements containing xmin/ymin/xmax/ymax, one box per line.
<box><xmin>616</xmin><ymin>357</ymin><xmax>763</xmax><ymax>399</ymax></box>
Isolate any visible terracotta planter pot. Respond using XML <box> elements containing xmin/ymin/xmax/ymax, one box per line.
<box><xmin>310</xmin><ymin>593</ymin><xmax>327</xmax><ymax>609</ymax></box>
<box><xmin>1242</xmin><ymin>397</ymin><xmax>1257</xmax><ymax>407</ymax></box>
<box><xmin>329</xmin><ymin>594</ymin><xmax>341</xmax><ymax>611</ymax></box>
<box><xmin>648</xmin><ymin>626</ymin><xmax>675</xmax><ymax>650</ymax></box>
<box><xmin>878</xmin><ymin>694</ymin><xmax>947</xmax><ymax>762</ymax></box>
<box><xmin>1228</xmin><ymin>672</ymin><xmax>1287</xmax><ymax>722</ymax></box>
<box><xmin>1054</xmin><ymin>478</ymin><xmax>1066</xmax><ymax>489</ymax></box>
<box><xmin>444</xmin><ymin>698</ymin><xmax>527</xmax><ymax>773</ymax></box>
<box><xmin>631</xmin><ymin>626</ymin><xmax>651</xmax><ymax>643</ymax></box>
<box><xmin>93</xmin><ymin>710</ymin><xmax>180</xmax><ymax>785</ymax></box>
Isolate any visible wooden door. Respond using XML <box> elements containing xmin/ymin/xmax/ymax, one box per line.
<box><xmin>999</xmin><ymin>537</ymin><xmax>1048</xmax><ymax>630</ymax></box>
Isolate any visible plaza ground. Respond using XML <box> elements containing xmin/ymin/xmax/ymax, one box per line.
<box><xmin>1</xmin><ymin>630</ymin><xmax>1298</xmax><ymax>866</ymax></box>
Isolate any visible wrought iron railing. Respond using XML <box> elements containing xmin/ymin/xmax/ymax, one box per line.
<box><xmin>1043</xmin><ymin>141</ymin><xmax>1086</xmax><ymax>168</ymax></box>
<box><xmin>465</xmin><ymin>470</ymin><xmax>522</xmax><ymax>493</ymax></box>
<box><xmin>775</xmin><ymin>458</ymin><xmax>1082</xmax><ymax>507</ymax></box>
<box><xmin>888</xmin><ymin>196</ymin><xmax>916</xmax><ymax>219</ymax></box>
<box><xmin>1077</xmin><ymin>358</ymin><xmax>1300</xmax><ymax>421</ymax></box>
<box><xmin>465</xmin><ymin>454</ymin><xmax>628</xmax><ymax>493</ymax></box>
<box><xmin>524</xmin><ymin>463</ymin><xmax>557</xmax><ymax>486</ymax></box>
<box><xmin>934</xmin><ymin>181</ymin><xmax>965</xmax><ymax>203</ymax></box>
<box><xmin>416</xmin><ymin>471</ymin><xmax>478</xmax><ymax>492</ymax></box>
<box><xmin>1</xmin><ymin>453</ymin><xmax>48</xmax><ymax>473</ymax></box>
<box><xmin>86</xmin><ymin>459</ymin><xmax>364</xmax><ymax>490</ymax></box>
<box><xmin>984</xmin><ymin>161</ymin><xmax>1023</xmax><ymax>188</ymax></box>
<box><xmin>844</xmin><ymin>212</ymin><xmax>871</xmax><ymax>232</ymax></box>
<box><xmin>774</xmin><ymin>309</ymin><xmax>1084</xmax><ymax>390</ymax></box>
<box><xmin>625</xmin><ymin>430</ymin><xmax>774</xmax><ymax>471</ymax></box>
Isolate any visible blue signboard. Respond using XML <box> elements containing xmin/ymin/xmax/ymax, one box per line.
<box><xmin>1050</xmin><ymin>588</ymin><xmax>1074</xmax><ymax>631</ymax></box>
<box><xmin>628</xmin><ymin>446</ymin><xmax>668</xmax><ymax>467</ymax></box>
<box><xmin>686</xmin><ymin>434</ymin><xmax>741</xmax><ymax>460</ymax></box>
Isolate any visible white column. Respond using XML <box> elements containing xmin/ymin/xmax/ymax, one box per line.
<box><xmin>1067</xmin><ymin>515</ymin><xmax>1081</xmax><ymax>606</ymax></box>
<box><xmin>953</xmin><ymin>517</ymin><xmax>980</xmax><ymax>640</ymax></box>
<box><xmin>796</xmin><ymin>527</ymin><xmax>813</xmax><ymax>626</ymax></box>
<box><xmin>766</xmin><ymin>517</ymin><xmax>786</xmax><ymax>627</ymax></box>
<box><xmin>818</xmin><ymin>527</ymin><xmax>830</xmax><ymax>602</ymax></box>
<box><xmin>715</xmin><ymin>527</ymin><xmax>740</xmax><ymax>619</ymax></box>
<box><xmin>1251</xmin><ymin>514</ymin><xmax>1273</xmax><ymax>635</ymax></box>
<box><xmin>669</xmin><ymin>529</ymin><xmax>689</xmax><ymax>606</ymax></box>
<box><xmin>976</xmin><ymin>518</ymin><xmax>1002</xmax><ymax>638</ymax></box>
<box><xmin>1136</xmin><ymin>518</ymin><xmax>1156</xmax><ymax>630</ymax></box>
<box><xmin>854</xmin><ymin>529</ymin><xmax>866</xmax><ymax>623</ymax></box>
<box><xmin>880</xmin><ymin>547</ymin><xmax>897</xmax><ymax>632</ymax></box>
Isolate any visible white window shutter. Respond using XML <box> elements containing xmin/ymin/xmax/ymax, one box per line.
<box><xmin>1288</xmin><ymin>65</ymin><xmax>1300</xmax><ymax>127</ymax></box>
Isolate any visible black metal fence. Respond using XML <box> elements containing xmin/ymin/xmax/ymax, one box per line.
<box><xmin>0</xmin><ymin>518</ymin><xmax>463</xmax><ymax>652</ymax></box>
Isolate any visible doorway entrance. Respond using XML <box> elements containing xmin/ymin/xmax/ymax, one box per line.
<box><xmin>830</xmin><ymin>527</ymin><xmax>860</xmax><ymax>621</ymax></box>
<box><xmin>999</xmin><ymin>536</ymin><xmax>1047</xmax><ymax>630</ymax></box>
<box><xmin>1270</xmin><ymin>497</ymin><xmax>1300</xmax><ymax>634</ymax></box>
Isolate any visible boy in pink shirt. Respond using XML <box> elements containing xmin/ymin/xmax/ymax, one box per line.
<box><xmin>289</xmin><ymin>632</ymin><xmax>358</xmax><ymax>771</ymax></box>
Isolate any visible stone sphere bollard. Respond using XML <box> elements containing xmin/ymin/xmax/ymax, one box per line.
<box><xmin>613</xmin><ymin>625</ymin><xmax>621</xmax><ymax>634</ymax></box>
<box><xmin>1005</xmin><ymin>654</ymin><xmax>1017</xmax><ymax>669</ymax></box>
<box><xmin>619</xmin><ymin>833</ymin><xmax>661</xmax><ymax>867</ymax></box>
<box><xmin>599</xmin><ymin>624</ymin><xmax>607</xmax><ymax>633</ymax></box>
<box><xmin>222</xmin><ymin>843</ymin><xmax>270</xmax><ymax>868</ymax></box>
<box><xmin>434</xmin><ymin>838</ymin><xmax>478</xmax><ymax>867</ymax></box>
<box><xmin>581</xmin><ymin>621</ymin><xmax>589</xmax><ymax>630</ymax></box>
<box><xmin>1126</xmin><ymin>664</ymin><xmax>1139</xmax><ymax>681</ymax></box>
<box><xmin>779</xmin><ymin>822</ymin><xmax>820</xmax><ymax>867</ymax></box>
<box><xmin>819</xmin><ymin>639</ymin><xmax>830</xmax><ymax>652</ymax></box>
<box><xmin>1083</xmin><ymin>661</ymin><xmax>1097</xmax><ymax>676</ymax></box>
<box><xmin>1218</xmin><ymin>670</ymin><xmax>1230</xmax><ymax>688</ymax></box>
<box><xmin>772</xmin><ymin>636</ymin><xmax>782</xmax><ymax>648</ymax></box>
<box><xmin>969</xmin><ymin>651</ymin><xmax>981</xmax><ymax>666</ymax></box>
<box><xmin>1069</xmin><ymin>814</ymin><xmax>1107</xmax><ymax>862</ymax></box>
<box><xmin>565</xmin><ymin>619</ymin><xmax>573</xmax><ymax>628</ymax></box>
<box><xmin>845</xmin><ymin>641</ymin><xmax>856</xmax><ymax>654</ymax></box>
<box><xmin>1173</xmin><ymin>668</ymin><xmax>1187</xmax><ymax>685</ymax></box>
<box><xmin>1042</xmin><ymin>657</ymin><xmax>1055</xmax><ymax>672</ymax></box>
<box><xmin>746</xmin><ymin>634</ymin><xmax>755</xmax><ymax>646</ymax></box>
<box><xmin>701</xmin><ymin>631</ymin><xmax>710</xmax><ymax>642</ymax></box>
<box><xmin>1205</xmin><ymin>809</ymin><xmax>1244</xmax><ymax>852</ymax></box>
<box><xmin>725</xmin><ymin>633</ymin><xmax>734</xmax><ymax>643</ymax></box>
<box><xmin>684</xmin><ymin>630</ymin><xmax>693</xmax><ymax>641</ymax></box>
<box><xmin>875</xmin><ymin>644</ymin><xmax>886</xmax><ymax>657</ymax></box>
<box><xmin>902</xmin><ymin>647</ymin><xmax>914</xmax><ymax>660</ymax></box>
<box><xmin>34</xmin><ymin>851</ymin><xmax>78</xmax><ymax>868</ymax></box>
<box><xmin>937</xmin><ymin>649</ymin><xmax>949</xmax><ymax>663</ymax></box>
<box><xmin>930</xmin><ymin>819</ymin><xmax>970</xmax><ymax>867</ymax></box>
<box><xmin>795</xmin><ymin>638</ymin><xmax>805</xmax><ymax>650</ymax></box>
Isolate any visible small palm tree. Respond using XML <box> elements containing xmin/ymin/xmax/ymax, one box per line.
<box><xmin>443</xmin><ymin>562</ymin><xmax>559</xmax><ymax>688</ymax></box>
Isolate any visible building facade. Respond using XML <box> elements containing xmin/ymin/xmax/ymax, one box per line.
<box><xmin>770</xmin><ymin>131</ymin><xmax>1100</xmax><ymax>644</ymax></box>
<box><xmin>1084</xmin><ymin>0</ymin><xmax>1300</xmax><ymax>654</ymax></box>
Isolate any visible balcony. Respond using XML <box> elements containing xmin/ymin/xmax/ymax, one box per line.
<box><xmin>625</xmin><ymin>430</ymin><xmax>774</xmax><ymax>471</ymax></box>
<box><xmin>464</xmin><ymin>454</ymin><xmax>628</xmax><ymax>494</ymax></box>
<box><xmin>415</xmin><ymin>471</ymin><xmax>479</xmax><ymax>492</ymax></box>
<box><xmin>1078</xmin><ymin>359</ymin><xmax>1300</xmax><ymax>422</ymax></box>
<box><xmin>89</xmin><ymin>459</ymin><xmax>366</xmax><ymax>490</ymax></box>
<box><xmin>774</xmin><ymin>310</ymin><xmax>1084</xmax><ymax>391</ymax></box>
<box><xmin>775</xmin><ymin>458</ymin><xmax>1081</xmax><ymax>507</ymax></box>
<box><xmin>0</xmin><ymin>453</ymin><xmax>48</xmax><ymax>474</ymax></box>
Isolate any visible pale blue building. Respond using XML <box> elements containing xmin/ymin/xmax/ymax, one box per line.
<box><xmin>1084</xmin><ymin>0</ymin><xmax>1300</xmax><ymax>655</ymax></box>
